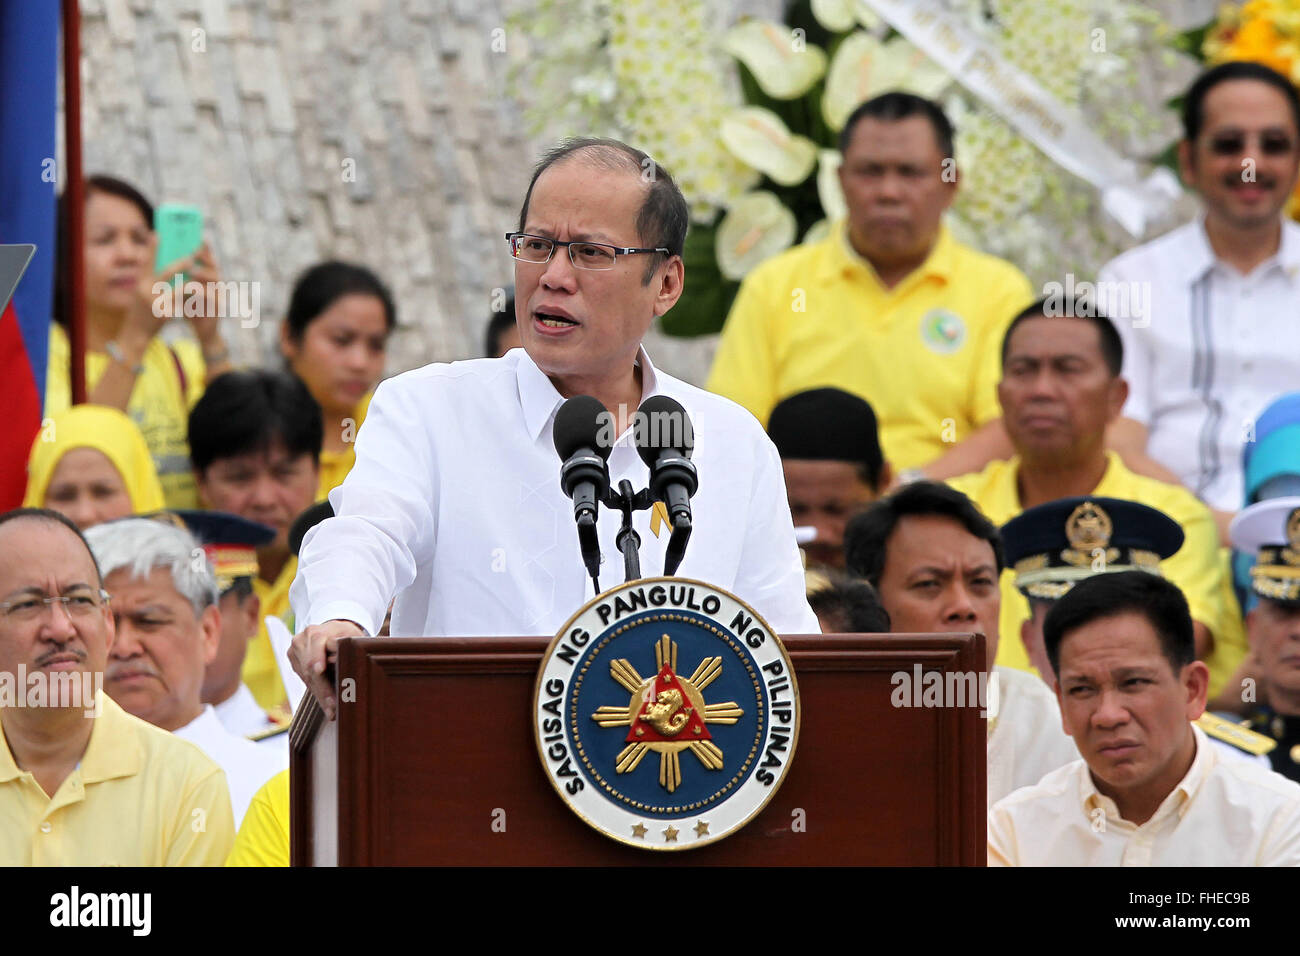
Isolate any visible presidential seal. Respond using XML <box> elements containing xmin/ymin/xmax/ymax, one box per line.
<box><xmin>534</xmin><ymin>578</ymin><xmax>799</xmax><ymax>850</ymax></box>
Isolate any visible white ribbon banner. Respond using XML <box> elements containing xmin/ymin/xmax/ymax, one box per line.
<box><xmin>855</xmin><ymin>0</ymin><xmax>1181</xmax><ymax>237</ymax></box>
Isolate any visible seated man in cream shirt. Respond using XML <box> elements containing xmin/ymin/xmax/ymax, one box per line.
<box><xmin>988</xmin><ymin>571</ymin><xmax>1300</xmax><ymax>866</ymax></box>
<box><xmin>844</xmin><ymin>481</ymin><xmax>1077</xmax><ymax>805</ymax></box>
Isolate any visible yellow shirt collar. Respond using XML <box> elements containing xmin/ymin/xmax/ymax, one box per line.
<box><xmin>996</xmin><ymin>451</ymin><xmax>1126</xmax><ymax>511</ymax></box>
<box><xmin>0</xmin><ymin>692</ymin><xmax>143</xmax><ymax>787</ymax></box>
<box><xmin>826</xmin><ymin>221</ymin><xmax>956</xmax><ymax>290</ymax></box>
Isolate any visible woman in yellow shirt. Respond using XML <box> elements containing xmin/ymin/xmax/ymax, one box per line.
<box><xmin>23</xmin><ymin>404</ymin><xmax>165</xmax><ymax>529</ymax></box>
<box><xmin>47</xmin><ymin>175</ymin><xmax>234</xmax><ymax>509</ymax></box>
<box><xmin>277</xmin><ymin>261</ymin><xmax>394</xmax><ymax>501</ymax></box>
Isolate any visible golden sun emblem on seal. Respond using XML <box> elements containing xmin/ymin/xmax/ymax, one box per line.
<box><xmin>590</xmin><ymin>634</ymin><xmax>744</xmax><ymax>793</ymax></box>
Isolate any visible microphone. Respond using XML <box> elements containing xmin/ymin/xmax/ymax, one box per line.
<box><xmin>634</xmin><ymin>396</ymin><xmax>697</xmax><ymax>575</ymax></box>
<box><xmin>553</xmin><ymin>395</ymin><xmax>612</xmax><ymax>589</ymax></box>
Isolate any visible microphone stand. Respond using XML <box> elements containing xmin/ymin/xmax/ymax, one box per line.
<box><xmin>604</xmin><ymin>480</ymin><xmax>654</xmax><ymax>584</ymax></box>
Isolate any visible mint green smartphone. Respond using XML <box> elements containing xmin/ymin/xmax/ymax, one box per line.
<box><xmin>154</xmin><ymin>203</ymin><xmax>203</xmax><ymax>278</ymax></box>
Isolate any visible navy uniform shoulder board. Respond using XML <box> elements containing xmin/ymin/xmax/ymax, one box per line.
<box><xmin>248</xmin><ymin>710</ymin><xmax>292</xmax><ymax>743</ymax></box>
<box><xmin>1198</xmin><ymin>712</ymin><xmax>1276</xmax><ymax>757</ymax></box>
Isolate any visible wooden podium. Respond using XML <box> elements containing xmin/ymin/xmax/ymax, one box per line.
<box><xmin>290</xmin><ymin>633</ymin><xmax>987</xmax><ymax>865</ymax></box>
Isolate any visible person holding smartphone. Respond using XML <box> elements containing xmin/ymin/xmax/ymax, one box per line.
<box><xmin>47</xmin><ymin>175</ymin><xmax>234</xmax><ymax>509</ymax></box>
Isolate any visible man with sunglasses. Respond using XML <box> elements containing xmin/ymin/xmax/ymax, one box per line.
<box><xmin>1101</xmin><ymin>62</ymin><xmax>1300</xmax><ymax>540</ymax></box>
<box><xmin>289</xmin><ymin>138</ymin><xmax>818</xmax><ymax>718</ymax></box>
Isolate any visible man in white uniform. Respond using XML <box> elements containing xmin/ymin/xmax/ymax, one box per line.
<box><xmin>988</xmin><ymin>571</ymin><xmax>1300</xmax><ymax>866</ymax></box>
<box><xmin>1101</xmin><ymin>62</ymin><xmax>1300</xmax><ymax>535</ymax></box>
<box><xmin>290</xmin><ymin>138</ymin><xmax>818</xmax><ymax>718</ymax></box>
<box><xmin>844</xmin><ymin>481</ymin><xmax>1078</xmax><ymax>806</ymax></box>
<box><xmin>86</xmin><ymin>519</ymin><xmax>287</xmax><ymax>825</ymax></box>
<box><xmin>170</xmin><ymin>510</ymin><xmax>291</xmax><ymax>748</ymax></box>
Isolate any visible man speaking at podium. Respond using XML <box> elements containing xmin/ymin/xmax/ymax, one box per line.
<box><xmin>289</xmin><ymin>138</ymin><xmax>818</xmax><ymax>717</ymax></box>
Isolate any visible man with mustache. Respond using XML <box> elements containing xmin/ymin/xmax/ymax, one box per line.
<box><xmin>87</xmin><ymin>517</ymin><xmax>286</xmax><ymax>826</ymax></box>
<box><xmin>844</xmin><ymin>482</ymin><xmax>1078</xmax><ymax>805</ymax></box>
<box><xmin>988</xmin><ymin>571</ymin><xmax>1300</xmax><ymax>866</ymax></box>
<box><xmin>0</xmin><ymin>508</ymin><xmax>234</xmax><ymax>864</ymax></box>
<box><xmin>1100</xmin><ymin>62</ymin><xmax>1300</xmax><ymax>540</ymax></box>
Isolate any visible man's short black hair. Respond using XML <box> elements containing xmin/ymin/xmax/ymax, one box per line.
<box><xmin>0</xmin><ymin>507</ymin><xmax>103</xmax><ymax>585</ymax></box>
<box><xmin>843</xmin><ymin>481</ymin><xmax>1004</xmax><ymax>588</ymax></box>
<box><xmin>484</xmin><ymin>287</ymin><xmax>517</xmax><ymax>357</ymax></box>
<box><xmin>1042</xmin><ymin>570</ymin><xmax>1195</xmax><ymax>678</ymax></box>
<box><xmin>767</xmin><ymin>388</ymin><xmax>886</xmax><ymax>489</ymax></box>
<box><xmin>188</xmin><ymin>370</ymin><xmax>324</xmax><ymax>475</ymax></box>
<box><xmin>838</xmin><ymin>91</ymin><xmax>955</xmax><ymax>159</ymax></box>
<box><xmin>517</xmin><ymin>137</ymin><xmax>689</xmax><ymax>283</ymax></box>
<box><xmin>809</xmin><ymin>573</ymin><xmax>891</xmax><ymax>633</ymax></box>
<box><xmin>1183</xmin><ymin>61</ymin><xmax>1300</xmax><ymax>142</ymax></box>
<box><xmin>1000</xmin><ymin>298</ymin><xmax>1124</xmax><ymax>377</ymax></box>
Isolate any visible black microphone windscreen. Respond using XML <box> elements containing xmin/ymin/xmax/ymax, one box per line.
<box><xmin>553</xmin><ymin>395</ymin><xmax>612</xmax><ymax>461</ymax></box>
<box><xmin>635</xmin><ymin>395</ymin><xmax>694</xmax><ymax>467</ymax></box>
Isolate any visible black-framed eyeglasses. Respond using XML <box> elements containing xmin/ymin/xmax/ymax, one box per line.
<box><xmin>0</xmin><ymin>588</ymin><xmax>111</xmax><ymax>621</ymax></box>
<box><xmin>505</xmin><ymin>232</ymin><xmax>670</xmax><ymax>271</ymax></box>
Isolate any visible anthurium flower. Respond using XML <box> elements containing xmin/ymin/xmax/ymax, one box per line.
<box><xmin>720</xmin><ymin>107</ymin><xmax>819</xmax><ymax>185</ymax></box>
<box><xmin>716</xmin><ymin>191</ymin><xmax>797</xmax><ymax>279</ymax></box>
<box><xmin>811</xmin><ymin>0</ymin><xmax>857</xmax><ymax>32</ymax></box>
<box><xmin>722</xmin><ymin>19</ymin><xmax>828</xmax><ymax>99</ymax></box>
<box><xmin>822</xmin><ymin>32</ymin><xmax>951</xmax><ymax>132</ymax></box>
<box><xmin>816</xmin><ymin>149</ymin><xmax>847</xmax><ymax>223</ymax></box>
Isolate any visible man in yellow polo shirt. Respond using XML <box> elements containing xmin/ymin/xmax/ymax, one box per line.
<box><xmin>189</xmin><ymin>370</ymin><xmax>323</xmax><ymax>714</ymax></box>
<box><xmin>0</xmin><ymin>508</ymin><xmax>234</xmax><ymax>865</ymax></box>
<box><xmin>947</xmin><ymin>301</ymin><xmax>1246</xmax><ymax>698</ymax></box>
<box><xmin>707</xmin><ymin>92</ymin><xmax>1033</xmax><ymax>480</ymax></box>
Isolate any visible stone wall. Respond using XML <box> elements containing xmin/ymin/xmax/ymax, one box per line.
<box><xmin>77</xmin><ymin>0</ymin><xmax>534</xmax><ymax>374</ymax></box>
<box><xmin>72</xmin><ymin>0</ymin><xmax>786</xmax><ymax>383</ymax></box>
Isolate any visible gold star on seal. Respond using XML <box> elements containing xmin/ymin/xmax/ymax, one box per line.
<box><xmin>631</xmin><ymin>822</ymin><xmax>647</xmax><ymax>839</ymax></box>
<box><xmin>694</xmin><ymin>820</ymin><xmax>710</xmax><ymax>837</ymax></box>
<box><xmin>663</xmin><ymin>825</ymin><xmax>679</xmax><ymax>842</ymax></box>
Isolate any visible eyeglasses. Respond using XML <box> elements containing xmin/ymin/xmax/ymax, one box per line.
<box><xmin>0</xmin><ymin>589</ymin><xmax>110</xmax><ymax>621</ymax></box>
<box><xmin>506</xmin><ymin>232</ymin><xmax>670</xmax><ymax>271</ymax></box>
<box><xmin>1207</xmin><ymin>131</ymin><xmax>1296</xmax><ymax>156</ymax></box>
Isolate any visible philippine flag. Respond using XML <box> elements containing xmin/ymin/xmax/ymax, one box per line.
<box><xmin>0</xmin><ymin>2</ymin><xmax>58</xmax><ymax>509</ymax></box>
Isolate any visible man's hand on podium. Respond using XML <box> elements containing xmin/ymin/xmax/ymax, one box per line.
<box><xmin>290</xmin><ymin>619</ymin><xmax>366</xmax><ymax>720</ymax></box>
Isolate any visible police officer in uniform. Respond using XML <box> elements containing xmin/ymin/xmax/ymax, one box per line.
<box><xmin>1003</xmin><ymin>495</ymin><xmax>1274</xmax><ymax>765</ymax></box>
<box><xmin>1230</xmin><ymin>496</ymin><xmax>1300</xmax><ymax>782</ymax></box>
